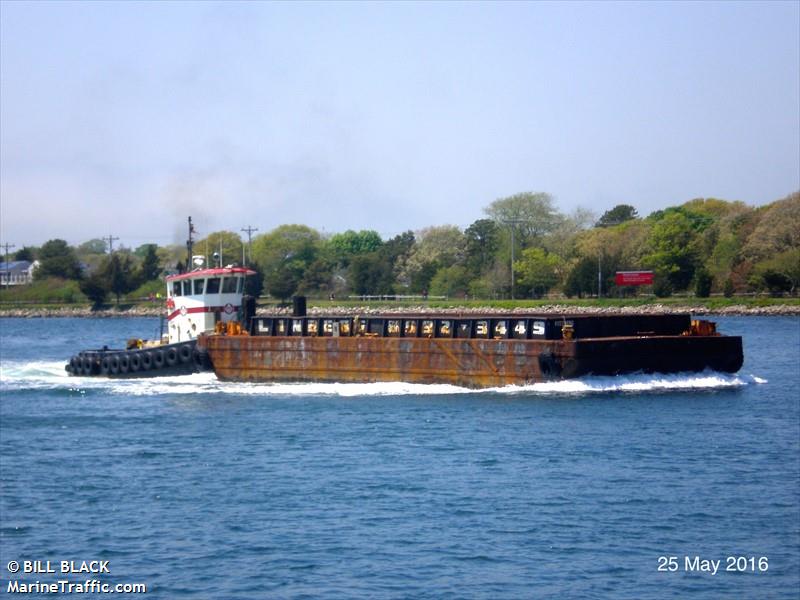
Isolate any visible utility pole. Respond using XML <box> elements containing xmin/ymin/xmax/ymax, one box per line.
<box><xmin>598</xmin><ymin>251</ymin><xmax>602</xmax><ymax>299</ymax></box>
<box><xmin>1</xmin><ymin>242</ymin><xmax>15</xmax><ymax>289</ymax></box>
<box><xmin>241</xmin><ymin>225</ymin><xmax>258</xmax><ymax>266</ymax></box>
<box><xmin>502</xmin><ymin>219</ymin><xmax>525</xmax><ymax>300</ymax></box>
<box><xmin>186</xmin><ymin>216</ymin><xmax>195</xmax><ymax>268</ymax></box>
<box><xmin>104</xmin><ymin>235</ymin><xmax>119</xmax><ymax>254</ymax></box>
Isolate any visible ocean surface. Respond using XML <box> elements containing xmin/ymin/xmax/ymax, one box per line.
<box><xmin>0</xmin><ymin>315</ymin><xmax>798</xmax><ymax>599</ymax></box>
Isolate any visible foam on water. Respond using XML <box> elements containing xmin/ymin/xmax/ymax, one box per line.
<box><xmin>0</xmin><ymin>360</ymin><xmax>767</xmax><ymax>397</ymax></box>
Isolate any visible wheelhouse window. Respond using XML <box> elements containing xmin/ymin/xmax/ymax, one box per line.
<box><xmin>193</xmin><ymin>279</ymin><xmax>205</xmax><ymax>295</ymax></box>
<box><xmin>222</xmin><ymin>277</ymin><xmax>238</xmax><ymax>293</ymax></box>
<box><xmin>182</xmin><ymin>280</ymin><xmax>192</xmax><ymax>295</ymax></box>
<box><xmin>172</xmin><ymin>281</ymin><xmax>183</xmax><ymax>296</ymax></box>
<box><xmin>206</xmin><ymin>278</ymin><xmax>221</xmax><ymax>294</ymax></box>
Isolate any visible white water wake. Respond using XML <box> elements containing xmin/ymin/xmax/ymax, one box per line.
<box><xmin>0</xmin><ymin>360</ymin><xmax>767</xmax><ymax>397</ymax></box>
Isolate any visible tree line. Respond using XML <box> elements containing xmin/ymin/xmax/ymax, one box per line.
<box><xmin>11</xmin><ymin>190</ymin><xmax>799</xmax><ymax>304</ymax></box>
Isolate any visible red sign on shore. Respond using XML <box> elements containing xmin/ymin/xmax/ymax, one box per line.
<box><xmin>615</xmin><ymin>271</ymin><xmax>654</xmax><ymax>286</ymax></box>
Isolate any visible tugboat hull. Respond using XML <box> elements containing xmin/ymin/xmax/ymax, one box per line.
<box><xmin>65</xmin><ymin>341</ymin><xmax>208</xmax><ymax>378</ymax></box>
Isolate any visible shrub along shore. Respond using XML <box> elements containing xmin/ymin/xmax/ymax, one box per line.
<box><xmin>1</xmin><ymin>297</ymin><xmax>798</xmax><ymax>318</ymax></box>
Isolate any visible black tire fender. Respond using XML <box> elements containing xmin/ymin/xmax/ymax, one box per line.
<box><xmin>153</xmin><ymin>350</ymin><xmax>165</xmax><ymax>369</ymax></box>
<box><xmin>165</xmin><ymin>347</ymin><xmax>178</xmax><ymax>367</ymax></box>
<box><xmin>109</xmin><ymin>355</ymin><xmax>120</xmax><ymax>375</ymax></box>
<box><xmin>100</xmin><ymin>356</ymin><xmax>111</xmax><ymax>375</ymax></box>
<box><xmin>129</xmin><ymin>353</ymin><xmax>141</xmax><ymax>372</ymax></box>
<box><xmin>141</xmin><ymin>351</ymin><xmax>153</xmax><ymax>371</ymax></box>
<box><xmin>81</xmin><ymin>356</ymin><xmax>94</xmax><ymax>376</ymax></box>
<box><xmin>178</xmin><ymin>344</ymin><xmax>193</xmax><ymax>364</ymax></box>
<box><xmin>118</xmin><ymin>354</ymin><xmax>130</xmax><ymax>374</ymax></box>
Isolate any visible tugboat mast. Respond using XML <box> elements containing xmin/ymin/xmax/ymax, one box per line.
<box><xmin>186</xmin><ymin>216</ymin><xmax>195</xmax><ymax>270</ymax></box>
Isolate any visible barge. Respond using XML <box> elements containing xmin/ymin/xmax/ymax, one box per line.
<box><xmin>199</xmin><ymin>306</ymin><xmax>744</xmax><ymax>388</ymax></box>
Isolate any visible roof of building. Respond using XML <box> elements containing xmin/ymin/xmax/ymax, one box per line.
<box><xmin>0</xmin><ymin>260</ymin><xmax>35</xmax><ymax>273</ymax></box>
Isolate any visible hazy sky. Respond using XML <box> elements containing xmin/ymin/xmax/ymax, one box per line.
<box><xmin>1</xmin><ymin>1</ymin><xmax>798</xmax><ymax>249</ymax></box>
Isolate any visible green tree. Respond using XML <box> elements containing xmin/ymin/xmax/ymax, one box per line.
<box><xmin>596</xmin><ymin>204</ymin><xmax>638</xmax><ymax>227</ymax></box>
<box><xmin>103</xmin><ymin>254</ymin><xmax>139</xmax><ymax>304</ymax></box>
<box><xmin>35</xmin><ymin>239</ymin><xmax>82</xmax><ymax>280</ymax></box>
<box><xmin>643</xmin><ymin>212</ymin><xmax>699</xmax><ymax>290</ymax></box>
<box><xmin>137</xmin><ymin>244</ymin><xmax>161</xmax><ymax>281</ymax></box>
<box><xmin>14</xmin><ymin>246</ymin><xmax>37</xmax><ymax>261</ymax></box>
<box><xmin>464</xmin><ymin>219</ymin><xmax>500</xmax><ymax>273</ymax></box>
<box><xmin>327</xmin><ymin>230</ymin><xmax>383</xmax><ymax>266</ymax></box>
<box><xmin>76</xmin><ymin>238</ymin><xmax>108</xmax><ymax>255</ymax></box>
<box><xmin>564</xmin><ymin>257</ymin><xmax>598</xmax><ymax>298</ymax></box>
<box><xmin>484</xmin><ymin>192</ymin><xmax>563</xmax><ymax>246</ymax></box>
<box><xmin>694</xmin><ymin>267</ymin><xmax>713</xmax><ymax>298</ymax></box>
<box><xmin>79</xmin><ymin>272</ymin><xmax>108</xmax><ymax>307</ymax></box>
<box><xmin>742</xmin><ymin>192</ymin><xmax>800</xmax><ymax>262</ymax></box>
<box><xmin>196</xmin><ymin>231</ymin><xmax>245</xmax><ymax>267</ymax></box>
<box><xmin>429</xmin><ymin>265</ymin><xmax>469</xmax><ymax>297</ymax></box>
<box><xmin>515</xmin><ymin>248</ymin><xmax>561</xmax><ymax>298</ymax></box>
<box><xmin>400</xmin><ymin>226</ymin><xmax>465</xmax><ymax>293</ymax></box>
<box><xmin>252</xmin><ymin>225</ymin><xmax>322</xmax><ymax>299</ymax></box>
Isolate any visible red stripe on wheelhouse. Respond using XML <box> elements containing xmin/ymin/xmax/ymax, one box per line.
<box><xmin>167</xmin><ymin>306</ymin><xmax>238</xmax><ymax>321</ymax></box>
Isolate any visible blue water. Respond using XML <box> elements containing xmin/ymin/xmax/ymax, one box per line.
<box><xmin>1</xmin><ymin>316</ymin><xmax>798</xmax><ymax>599</ymax></box>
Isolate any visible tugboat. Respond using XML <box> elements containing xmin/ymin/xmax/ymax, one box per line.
<box><xmin>66</xmin><ymin>218</ymin><xmax>255</xmax><ymax>378</ymax></box>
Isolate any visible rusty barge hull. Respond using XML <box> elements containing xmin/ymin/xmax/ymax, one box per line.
<box><xmin>201</xmin><ymin>334</ymin><xmax>743</xmax><ymax>389</ymax></box>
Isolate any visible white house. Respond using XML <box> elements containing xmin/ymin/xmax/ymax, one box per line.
<box><xmin>0</xmin><ymin>260</ymin><xmax>39</xmax><ymax>286</ymax></box>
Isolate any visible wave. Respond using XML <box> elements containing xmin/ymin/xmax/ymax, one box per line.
<box><xmin>0</xmin><ymin>360</ymin><xmax>767</xmax><ymax>397</ymax></box>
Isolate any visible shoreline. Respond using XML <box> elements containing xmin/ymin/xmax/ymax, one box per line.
<box><xmin>1</xmin><ymin>304</ymin><xmax>798</xmax><ymax>318</ymax></box>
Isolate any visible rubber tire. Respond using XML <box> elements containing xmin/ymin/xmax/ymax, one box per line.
<box><xmin>129</xmin><ymin>353</ymin><xmax>141</xmax><ymax>373</ymax></box>
<box><xmin>165</xmin><ymin>347</ymin><xmax>178</xmax><ymax>367</ymax></box>
<box><xmin>153</xmin><ymin>350</ymin><xmax>165</xmax><ymax>369</ymax></box>
<box><xmin>141</xmin><ymin>352</ymin><xmax>153</xmax><ymax>371</ymax></box>
<box><xmin>100</xmin><ymin>356</ymin><xmax>111</xmax><ymax>375</ymax></box>
<box><xmin>109</xmin><ymin>355</ymin><xmax>120</xmax><ymax>375</ymax></box>
<box><xmin>178</xmin><ymin>344</ymin><xmax>193</xmax><ymax>364</ymax></box>
<box><xmin>81</xmin><ymin>357</ymin><xmax>94</xmax><ymax>376</ymax></box>
<box><xmin>119</xmin><ymin>354</ymin><xmax>130</xmax><ymax>374</ymax></box>
<box><xmin>70</xmin><ymin>356</ymin><xmax>80</xmax><ymax>373</ymax></box>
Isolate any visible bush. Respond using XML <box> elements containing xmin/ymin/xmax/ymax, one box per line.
<box><xmin>694</xmin><ymin>268</ymin><xmax>713</xmax><ymax>298</ymax></box>
<box><xmin>652</xmin><ymin>275</ymin><xmax>673</xmax><ymax>298</ymax></box>
<box><xmin>723</xmin><ymin>278</ymin><xmax>735</xmax><ymax>298</ymax></box>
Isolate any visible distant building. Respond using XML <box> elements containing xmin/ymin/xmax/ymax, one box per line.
<box><xmin>0</xmin><ymin>260</ymin><xmax>39</xmax><ymax>286</ymax></box>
